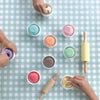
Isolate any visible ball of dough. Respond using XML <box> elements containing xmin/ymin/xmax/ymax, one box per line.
<box><xmin>45</xmin><ymin>6</ymin><xmax>52</xmax><ymax>14</ymax></box>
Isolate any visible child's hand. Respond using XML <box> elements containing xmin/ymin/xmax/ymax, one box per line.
<box><xmin>68</xmin><ymin>75</ymin><xmax>98</xmax><ymax>100</ymax></box>
<box><xmin>33</xmin><ymin>0</ymin><xmax>46</xmax><ymax>14</ymax></box>
<box><xmin>68</xmin><ymin>75</ymin><xmax>92</xmax><ymax>94</ymax></box>
<box><xmin>0</xmin><ymin>29</ymin><xmax>17</xmax><ymax>55</ymax></box>
<box><xmin>1</xmin><ymin>40</ymin><xmax>17</xmax><ymax>55</ymax></box>
<box><xmin>68</xmin><ymin>75</ymin><xmax>91</xmax><ymax>94</ymax></box>
<box><xmin>0</xmin><ymin>54</ymin><xmax>9</xmax><ymax>68</ymax></box>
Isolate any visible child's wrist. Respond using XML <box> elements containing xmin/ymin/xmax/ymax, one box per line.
<box><xmin>85</xmin><ymin>87</ymin><xmax>93</xmax><ymax>95</ymax></box>
<box><xmin>86</xmin><ymin>88</ymin><xmax>98</xmax><ymax>100</ymax></box>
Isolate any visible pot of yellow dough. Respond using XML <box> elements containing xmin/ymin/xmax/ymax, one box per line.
<box><xmin>61</xmin><ymin>76</ymin><xmax>73</xmax><ymax>89</ymax></box>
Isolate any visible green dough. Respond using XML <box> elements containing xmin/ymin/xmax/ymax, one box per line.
<box><xmin>64</xmin><ymin>47</ymin><xmax>75</xmax><ymax>58</ymax></box>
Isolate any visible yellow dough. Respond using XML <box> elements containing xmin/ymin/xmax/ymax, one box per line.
<box><xmin>81</xmin><ymin>42</ymin><xmax>90</xmax><ymax>61</ymax></box>
<box><xmin>62</xmin><ymin>76</ymin><xmax>72</xmax><ymax>88</ymax></box>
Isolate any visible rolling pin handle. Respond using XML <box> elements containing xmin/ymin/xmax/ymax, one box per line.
<box><xmin>84</xmin><ymin>61</ymin><xmax>87</xmax><ymax>73</ymax></box>
<box><xmin>53</xmin><ymin>73</ymin><xmax>59</xmax><ymax>81</ymax></box>
<box><xmin>84</xmin><ymin>31</ymin><xmax>87</xmax><ymax>42</ymax></box>
<box><xmin>39</xmin><ymin>92</ymin><xmax>45</xmax><ymax>100</ymax></box>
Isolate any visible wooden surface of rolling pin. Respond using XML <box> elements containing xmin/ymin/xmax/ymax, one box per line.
<box><xmin>39</xmin><ymin>73</ymin><xmax>59</xmax><ymax>100</ymax></box>
<box><xmin>81</xmin><ymin>31</ymin><xmax>90</xmax><ymax>73</ymax></box>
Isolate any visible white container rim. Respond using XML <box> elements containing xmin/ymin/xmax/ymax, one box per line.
<box><xmin>10</xmin><ymin>53</ymin><xmax>15</xmax><ymax>62</ymax></box>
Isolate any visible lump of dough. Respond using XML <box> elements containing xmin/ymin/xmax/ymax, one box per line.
<box><xmin>45</xmin><ymin>6</ymin><xmax>52</xmax><ymax>14</ymax></box>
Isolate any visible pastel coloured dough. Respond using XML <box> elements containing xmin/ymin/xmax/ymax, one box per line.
<box><xmin>62</xmin><ymin>76</ymin><xmax>72</xmax><ymax>88</ymax></box>
<box><xmin>1</xmin><ymin>48</ymin><xmax>14</xmax><ymax>60</ymax></box>
<box><xmin>45</xmin><ymin>6</ymin><xmax>52</xmax><ymax>14</ymax></box>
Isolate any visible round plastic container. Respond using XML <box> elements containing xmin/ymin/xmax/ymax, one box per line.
<box><xmin>27</xmin><ymin>23</ymin><xmax>40</xmax><ymax>37</ymax></box>
<box><xmin>63</xmin><ymin>46</ymin><xmax>76</xmax><ymax>59</ymax></box>
<box><xmin>1</xmin><ymin>48</ymin><xmax>15</xmax><ymax>62</ymax></box>
<box><xmin>61</xmin><ymin>75</ymin><xmax>73</xmax><ymax>90</ymax></box>
<box><xmin>44</xmin><ymin>35</ymin><xmax>56</xmax><ymax>48</ymax></box>
<box><xmin>41</xmin><ymin>4</ymin><xmax>53</xmax><ymax>17</ymax></box>
<box><xmin>27</xmin><ymin>70</ymin><xmax>40</xmax><ymax>85</ymax></box>
<box><xmin>42</xmin><ymin>56</ymin><xmax>55</xmax><ymax>69</ymax></box>
<box><xmin>62</xmin><ymin>25</ymin><xmax>75</xmax><ymax>37</ymax></box>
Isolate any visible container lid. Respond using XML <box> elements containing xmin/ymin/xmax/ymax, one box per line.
<box><xmin>64</xmin><ymin>47</ymin><xmax>76</xmax><ymax>58</ymax></box>
<box><xmin>28</xmin><ymin>24</ymin><xmax>40</xmax><ymax>36</ymax></box>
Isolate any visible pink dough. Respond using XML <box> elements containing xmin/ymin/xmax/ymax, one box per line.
<box><xmin>28</xmin><ymin>72</ymin><xmax>40</xmax><ymax>83</ymax></box>
<box><xmin>63</xmin><ymin>25</ymin><xmax>74</xmax><ymax>37</ymax></box>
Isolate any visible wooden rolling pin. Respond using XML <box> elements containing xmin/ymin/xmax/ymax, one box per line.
<box><xmin>81</xmin><ymin>31</ymin><xmax>90</xmax><ymax>73</ymax></box>
<box><xmin>39</xmin><ymin>73</ymin><xmax>59</xmax><ymax>100</ymax></box>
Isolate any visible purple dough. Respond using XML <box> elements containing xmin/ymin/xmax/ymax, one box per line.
<box><xmin>1</xmin><ymin>48</ymin><xmax>14</xmax><ymax>60</ymax></box>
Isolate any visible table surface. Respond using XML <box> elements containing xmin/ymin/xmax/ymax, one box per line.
<box><xmin>0</xmin><ymin>0</ymin><xmax>100</xmax><ymax>100</ymax></box>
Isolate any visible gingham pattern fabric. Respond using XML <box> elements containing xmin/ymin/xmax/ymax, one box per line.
<box><xmin>0</xmin><ymin>0</ymin><xmax>100</xmax><ymax>100</ymax></box>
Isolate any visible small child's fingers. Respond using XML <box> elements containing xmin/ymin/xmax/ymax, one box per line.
<box><xmin>77</xmin><ymin>75</ymin><xmax>85</xmax><ymax>79</ymax></box>
<box><xmin>70</xmin><ymin>82</ymin><xmax>80</xmax><ymax>89</ymax></box>
<box><xmin>67</xmin><ymin>78</ymin><xmax>71</xmax><ymax>81</ymax></box>
<box><xmin>2</xmin><ymin>54</ymin><xmax>9</xmax><ymax>67</ymax></box>
<box><xmin>34</xmin><ymin>5</ymin><xmax>40</xmax><ymax>12</ymax></box>
<box><xmin>74</xmin><ymin>76</ymin><xmax>83</xmax><ymax>80</ymax></box>
<box><xmin>1</xmin><ymin>44</ymin><xmax>5</xmax><ymax>52</ymax></box>
<box><xmin>40</xmin><ymin>5</ymin><xmax>46</xmax><ymax>14</ymax></box>
<box><xmin>38</xmin><ymin>6</ymin><xmax>42</xmax><ymax>13</ymax></box>
<box><xmin>13</xmin><ymin>48</ymin><xmax>17</xmax><ymax>55</ymax></box>
<box><xmin>11</xmin><ymin>45</ymin><xmax>17</xmax><ymax>55</ymax></box>
<box><xmin>71</xmin><ymin>78</ymin><xmax>80</xmax><ymax>84</ymax></box>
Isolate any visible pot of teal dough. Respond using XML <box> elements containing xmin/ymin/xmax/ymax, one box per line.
<box><xmin>63</xmin><ymin>46</ymin><xmax>76</xmax><ymax>58</ymax></box>
<box><xmin>27</xmin><ymin>24</ymin><xmax>40</xmax><ymax>37</ymax></box>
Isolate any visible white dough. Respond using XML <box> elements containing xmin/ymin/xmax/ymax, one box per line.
<box><xmin>45</xmin><ymin>6</ymin><xmax>52</xmax><ymax>14</ymax></box>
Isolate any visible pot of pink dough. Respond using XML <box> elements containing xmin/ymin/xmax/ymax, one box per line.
<box><xmin>62</xmin><ymin>25</ymin><xmax>75</xmax><ymax>37</ymax></box>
